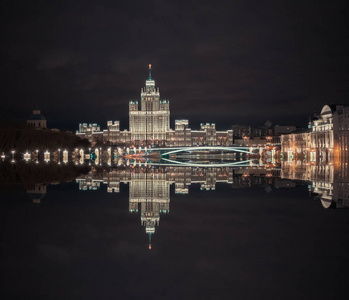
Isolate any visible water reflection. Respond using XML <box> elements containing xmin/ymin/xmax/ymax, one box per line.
<box><xmin>1</xmin><ymin>151</ymin><xmax>348</xmax><ymax>241</ymax></box>
<box><xmin>281</xmin><ymin>160</ymin><xmax>349</xmax><ymax>209</ymax></box>
<box><xmin>2</xmin><ymin>150</ymin><xmax>342</xmax><ymax>249</ymax></box>
<box><xmin>1</xmin><ymin>151</ymin><xmax>349</xmax><ymax>298</ymax></box>
<box><xmin>27</xmin><ymin>183</ymin><xmax>47</xmax><ymax>204</ymax></box>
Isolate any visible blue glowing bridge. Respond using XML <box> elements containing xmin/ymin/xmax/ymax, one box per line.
<box><xmin>146</xmin><ymin>146</ymin><xmax>260</xmax><ymax>156</ymax></box>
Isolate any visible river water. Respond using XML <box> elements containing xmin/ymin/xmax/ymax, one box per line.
<box><xmin>1</xmin><ymin>156</ymin><xmax>348</xmax><ymax>299</ymax></box>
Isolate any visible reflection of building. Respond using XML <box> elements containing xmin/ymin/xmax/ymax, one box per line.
<box><xmin>27</xmin><ymin>183</ymin><xmax>47</xmax><ymax>204</ymax></box>
<box><xmin>76</xmin><ymin>166</ymin><xmax>278</xmax><ymax>246</ymax></box>
<box><xmin>311</xmin><ymin>162</ymin><xmax>349</xmax><ymax>209</ymax></box>
<box><xmin>338</xmin><ymin>105</ymin><xmax>349</xmax><ymax>161</ymax></box>
<box><xmin>280</xmin><ymin>160</ymin><xmax>312</xmax><ymax>181</ymax></box>
<box><xmin>281</xmin><ymin>160</ymin><xmax>349</xmax><ymax>209</ymax></box>
<box><xmin>129</xmin><ymin>169</ymin><xmax>170</xmax><ymax>249</ymax></box>
<box><xmin>336</xmin><ymin>162</ymin><xmax>349</xmax><ymax>208</ymax></box>
<box><xmin>76</xmin><ymin>65</ymin><xmax>234</xmax><ymax>146</ymax></box>
<box><xmin>27</xmin><ymin>110</ymin><xmax>47</xmax><ymax>129</ymax></box>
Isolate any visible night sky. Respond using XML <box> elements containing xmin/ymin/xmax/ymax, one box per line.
<box><xmin>1</xmin><ymin>0</ymin><xmax>348</xmax><ymax>130</ymax></box>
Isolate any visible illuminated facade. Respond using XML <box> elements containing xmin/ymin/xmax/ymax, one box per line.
<box><xmin>129</xmin><ymin>65</ymin><xmax>170</xmax><ymax>145</ymax></box>
<box><xmin>76</xmin><ymin>65</ymin><xmax>234</xmax><ymax>146</ymax></box>
<box><xmin>281</xmin><ymin>130</ymin><xmax>311</xmax><ymax>161</ymax></box>
<box><xmin>311</xmin><ymin>105</ymin><xmax>336</xmax><ymax>161</ymax></box>
<box><xmin>281</xmin><ymin>104</ymin><xmax>349</xmax><ymax>162</ymax></box>
<box><xmin>281</xmin><ymin>103</ymin><xmax>349</xmax><ymax>208</ymax></box>
<box><xmin>166</xmin><ymin>120</ymin><xmax>233</xmax><ymax>147</ymax></box>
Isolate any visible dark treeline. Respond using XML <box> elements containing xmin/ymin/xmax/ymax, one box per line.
<box><xmin>0</xmin><ymin>123</ymin><xmax>90</xmax><ymax>152</ymax></box>
<box><xmin>0</xmin><ymin>161</ymin><xmax>90</xmax><ymax>189</ymax></box>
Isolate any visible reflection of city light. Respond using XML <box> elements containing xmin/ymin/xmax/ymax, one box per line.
<box><xmin>24</xmin><ymin>152</ymin><xmax>31</xmax><ymax>162</ymax></box>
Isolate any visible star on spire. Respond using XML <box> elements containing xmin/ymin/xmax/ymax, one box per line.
<box><xmin>148</xmin><ymin>232</ymin><xmax>152</xmax><ymax>250</ymax></box>
<box><xmin>148</xmin><ymin>64</ymin><xmax>152</xmax><ymax>80</ymax></box>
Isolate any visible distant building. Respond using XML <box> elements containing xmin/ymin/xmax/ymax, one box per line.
<box><xmin>231</xmin><ymin>125</ymin><xmax>276</xmax><ymax>139</ymax></box>
<box><xmin>231</xmin><ymin>124</ymin><xmax>284</xmax><ymax>147</ymax></box>
<box><xmin>231</xmin><ymin>125</ymin><xmax>252</xmax><ymax>138</ymax></box>
<box><xmin>77</xmin><ymin>123</ymin><xmax>103</xmax><ymax>143</ymax></box>
<box><xmin>234</xmin><ymin>136</ymin><xmax>267</xmax><ymax>147</ymax></box>
<box><xmin>27</xmin><ymin>110</ymin><xmax>47</xmax><ymax>129</ymax></box>
<box><xmin>273</xmin><ymin>125</ymin><xmax>296</xmax><ymax>136</ymax></box>
<box><xmin>281</xmin><ymin>104</ymin><xmax>349</xmax><ymax>161</ymax></box>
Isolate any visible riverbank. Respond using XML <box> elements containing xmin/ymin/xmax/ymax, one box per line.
<box><xmin>0</xmin><ymin>124</ymin><xmax>89</xmax><ymax>153</ymax></box>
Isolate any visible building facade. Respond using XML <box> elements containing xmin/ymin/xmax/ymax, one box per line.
<box><xmin>129</xmin><ymin>65</ymin><xmax>170</xmax><ymax>145</ymax></box>
<box><xmin>281</xmin><ymin>104</ymin><xmax>349</xmax><ymax>162</ymax></box>
<box><xmin>76</xmin><ymin>66</ymin><xmax>234</xmax><ymax>147</ymax></box>
<box><xmin>27</xmin><ymin>110</ymin><xmax>47</xmax><ymax>129</ymax></box>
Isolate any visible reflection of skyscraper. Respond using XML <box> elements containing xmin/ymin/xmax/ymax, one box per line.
<box><xmin>75</xmin><ymin>166</ymin><xmax>279</xmax><ymax>247</ymax></box>
<box><xmin>129</xmin><ymin>169</ymin><xmax>170</xmax><ymax>249</ymax></box>
<box><xmin>129</xmin><ymin>64</ymin><xmax>170</xmax><ymax>145</ymax></box>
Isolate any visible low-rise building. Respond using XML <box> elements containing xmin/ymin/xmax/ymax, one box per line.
<box><xmin>281</xmin><ymin>104</ymin><xmax>349</xmax><ymax>162</ymax></box>
<box><xmin>27</xmin><ymin>110</ymin><xmax>47</xmax><ymax>129</ymax></box>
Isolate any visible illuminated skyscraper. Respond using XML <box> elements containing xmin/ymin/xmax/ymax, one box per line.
<box><xmin>129</xmin><ymin>64</ymin><xmax>170</xmax><ymax>145</ymax></box>
<box><xmin>77</xmin><ymin>65</ymin><xmax>236</xmax><ymax>146</ymax></box>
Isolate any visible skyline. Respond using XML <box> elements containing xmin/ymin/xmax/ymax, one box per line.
<box><xmin>1</xmin><ymin>0</ymin><xmax>348</xmax><ymax>130</ymax></box>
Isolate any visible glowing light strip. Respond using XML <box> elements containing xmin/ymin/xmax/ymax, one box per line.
<box><xmin>158</xmin><ymin>158</ymin><xmax>254</xmax><ymax>167</ymax></box>
<box><xmin>157</xmin><ymin>146</ymin><xmax>253</xmax><ymax>156</ymax></box>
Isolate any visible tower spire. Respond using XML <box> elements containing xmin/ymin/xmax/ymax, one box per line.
<box><xmin>148</xmin><ymin>64</ymin><xmax>152</xmax><ymax>80</ymax></box>
<box><xmin>148</xmin><ymin>232</ymin><xmax>152</xmax><ymax>250</ymax></box>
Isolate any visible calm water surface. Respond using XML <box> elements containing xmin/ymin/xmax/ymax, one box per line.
<box><xmin>1</xmin><ymin>160</ymin><xmax>348</xmax><ymax>299</ymax></box>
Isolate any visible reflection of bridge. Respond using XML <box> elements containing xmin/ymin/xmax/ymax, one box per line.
<box><xmin>147</xmin><ymin>146</ymin><xmax>260</xmax><ymax>156</ymax></box>
<box><xmin>150</xmin><ymin>158</ymin><xmax>254</xmax><ymax>168</ymax></box>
